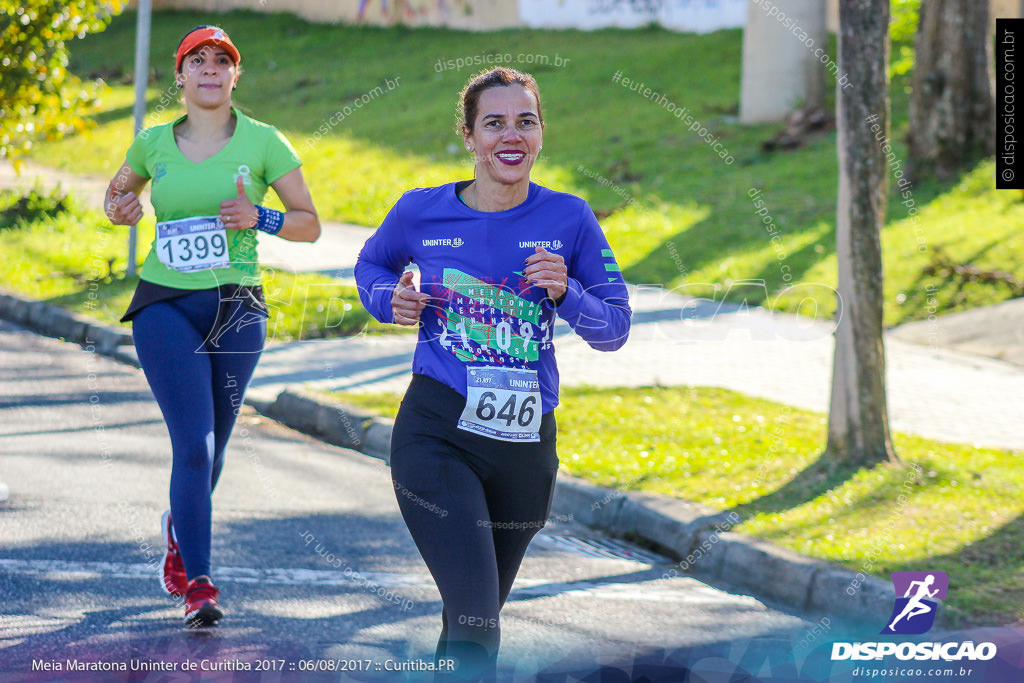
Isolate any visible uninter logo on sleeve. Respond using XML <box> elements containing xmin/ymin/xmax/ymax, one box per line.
<box><xmin>519</xmin><ymin>240</ymin><xmax>562</xmax><ymax>250</ymax></box>
<box><xmin>422</xmin><ymin>238</ymin><xmax>463</xmax><ymax>247</ymax></box>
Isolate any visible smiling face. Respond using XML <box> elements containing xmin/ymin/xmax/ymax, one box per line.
<box><xmin>463</xmin><ymin>84</ymin><xmax>544</xmax><ymax>190</ymax></box>
<box><xmin>176</xmin><ymin>45</ymin><xmax>239</xmax><ymax>109</ymax></box>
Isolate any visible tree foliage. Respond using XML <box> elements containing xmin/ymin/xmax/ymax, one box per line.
<box><xmin>0</xmin><ymin>1</ymin><xmax>124</xmax><ymax>163</ymax></box>
<box><xmin>890</xmin><ymin>0</ymin><xmax>922</xmax><ymax>77</ymax></box>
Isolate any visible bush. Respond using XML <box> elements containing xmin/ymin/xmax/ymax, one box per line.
<box><xmin>0</xmin><ymin>186</ymin><xmax>71</xmax><ymax>230</ymax></box>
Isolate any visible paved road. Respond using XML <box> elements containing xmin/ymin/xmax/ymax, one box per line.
<box><xmin>0</xmin><ymin>321</ymin><xmax>839</xmax><ymax>680</ymax></box>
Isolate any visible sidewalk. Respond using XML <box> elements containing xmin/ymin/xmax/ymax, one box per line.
<box><xmin>251</xmin><ymin>287</ymin><xmax>1024</xmax><ymax>451</ymax></box>
<box><xmin>891</xmin><ymin>296</ymin><xmax>1024</xmax><ymax>367</ymax></box>
<box><xmin>3</xmin><ymin>159</ymin><xmax>1023</xmax><ymax>451</ymax></box>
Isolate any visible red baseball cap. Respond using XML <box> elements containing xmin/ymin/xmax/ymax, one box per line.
<box><xmin>175</xmin><ymin>26</ymin><xmax>241</xmax><ymax>72</ymax></box>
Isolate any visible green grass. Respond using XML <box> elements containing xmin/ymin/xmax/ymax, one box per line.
<box><xmin>333</xmin><ymin>385</ymin><xmax>1024</xmax><ymax>626</ymax></box>
<box><xmin>0</xmin><ymin>187</ymin><xmax>388</xmax><ymax>339</ymax></box>
<box><xmin>26</xmin><ymin>9</ymin><xmax>1017</xmax><ymax>328</ymax></box>
<box><xmin>329</xmin><ymin>390</ymin><xmax>405</xmax><ymax>420</ymax></box>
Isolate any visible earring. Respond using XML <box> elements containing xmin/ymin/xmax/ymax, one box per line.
<box><xmin>232</xmin><ymin>85</ymin><xmax>237</xmax><ymax>91</ymax></box>
<box><xmin>175</xmin><ymin>82</ymin><xmax>183</xmax><ymax>89</ymax></box>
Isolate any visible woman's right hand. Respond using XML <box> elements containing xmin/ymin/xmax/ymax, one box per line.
<box><xmin>106</xmin><ymin>187</ymin><xmax>144</xmax><ymax>226</ymax></box>
<box><xmin>391</xmin><ymin>271</ymin><xmax>431</xmax><ymax>326</ymax></box>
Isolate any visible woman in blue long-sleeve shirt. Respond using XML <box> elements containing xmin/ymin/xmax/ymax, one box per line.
<box><xmin>355</xmin><ymin>66</ymin><xmax>630</xmax><ymax>682</ymax></box>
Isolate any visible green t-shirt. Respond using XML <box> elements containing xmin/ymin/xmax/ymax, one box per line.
<box><xmin>125</xmin><ymin>107</ymin><xmax>301</xmax><ymax>289</ymax></box>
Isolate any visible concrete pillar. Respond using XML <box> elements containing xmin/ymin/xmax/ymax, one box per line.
<box><xmin>990</xmin><ymin>0</ymin><xmax>1023</xmax><ymax>17</ymax></box>
<box><xmin>740</xmin><ymin>0</ymin><xmax>829</xmax><ymax>124</ymax></box>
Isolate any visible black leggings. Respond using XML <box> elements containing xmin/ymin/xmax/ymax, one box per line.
<box><xmin>390</xmin><ymin>374</ymin><xmax>559</xmax><ymax>682</ymax></box>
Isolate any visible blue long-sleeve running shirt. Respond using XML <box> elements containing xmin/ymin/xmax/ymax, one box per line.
<box><xmin>355</xmin><ymin>181</ymin><xmax>631</xmax><ymax>413</ymax></box>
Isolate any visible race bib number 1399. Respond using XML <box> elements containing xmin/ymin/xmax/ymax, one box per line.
<box><xmin>458</xmin><ymin>367</ymin><xmax>542</xmax><ymax>442</ymax></box>
<box><xmin>156</xmin><ymin>216</ymin><xmax>230</xmax><ymax>272</ymax></box>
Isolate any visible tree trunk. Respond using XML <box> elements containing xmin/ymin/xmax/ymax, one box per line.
<box><xmin>827</xmin><ymin>0</ymin><xmax>897</xmax><ymax>467</ymax></box>
<box><xmin>908</xmin><ymin>0</ymin><xmax>995</xmax><ymax>177</ymax></box>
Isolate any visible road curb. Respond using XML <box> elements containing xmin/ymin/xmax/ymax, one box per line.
<box><xmin>0</xmin><ymin>289</ymin><xmax>132</xmax><ymax>355</ymax></box>
<box><xmin>255</xmin><ymin>391</ymin><xmax>894</xmax><ymax>628</ymax></box>
<box><xmin>0</xmin><ymin>287</ymin><xmax>895</xmax><ymax>627</ymax></box>
<box><xmin>258</xmin><ymin>388</ymin><xmax>391</xmax><ymax>458</ymax></box>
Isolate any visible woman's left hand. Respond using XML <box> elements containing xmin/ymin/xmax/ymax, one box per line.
<box><xmin>219</xmin><ymin>176</ymin><xmax>258</xmax><ymax>230</ymax></box>
<box><xmin>524</xmin><ymin>246</ymin><xmax>568</xmax><ymax>303</ymax></box>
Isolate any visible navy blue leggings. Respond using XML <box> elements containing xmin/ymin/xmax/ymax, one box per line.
<box><xmin>132</xmin><ymin>288</ymin><xmax>265</xmax><ymax>580</ymax></box>
<box><xmin>390</xmin><ymin>374</ymin><xmax>559</xmax><ymax>681</ymax></box>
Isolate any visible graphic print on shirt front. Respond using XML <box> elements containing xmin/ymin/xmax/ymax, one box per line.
<box><xmin>439</xmin><ymin>267</ymin><xmax>548</xmax><ymax>366</ymax></box>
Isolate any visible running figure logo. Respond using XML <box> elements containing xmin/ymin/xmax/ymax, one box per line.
<box><xmin>201</xmin><ymin>285</ymin><xmax>267</xmax><ymax>353</ymax></box>
<box><xmin>882</xmin><ymin>571</ymin><xmax>949</xmax><ymax>635</ymax></box>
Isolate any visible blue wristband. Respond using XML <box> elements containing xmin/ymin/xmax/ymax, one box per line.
<box><xmin>255</xmin><ymin>205</ymin><xmax>285</xmax><ymax>235</ymax></box>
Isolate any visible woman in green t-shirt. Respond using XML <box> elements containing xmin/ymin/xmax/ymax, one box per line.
<box><xmin>105</xmin><ymin>25</ymin><xmax>320</xmax><ymax>628</ymax></box>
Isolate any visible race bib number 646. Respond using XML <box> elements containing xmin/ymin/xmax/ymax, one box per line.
<box><xmin>458</xmin><ymin>367</ymin><xmax>542</xmax><ymax>442</ymax></box>
<box><xmin>156</xmin><ymin>216</ymin><xmax>230</xmax><ymax>272</ymax></box>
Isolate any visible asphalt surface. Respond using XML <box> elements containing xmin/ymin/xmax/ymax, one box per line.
<box><xmin>0</xmin><ymin>320</ymin><xmax>842</xmax><ymax>681</ymax></box>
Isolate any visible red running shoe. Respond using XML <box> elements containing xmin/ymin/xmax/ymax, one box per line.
<box><xmin>184</xmin><ymin>578</ymin><xmax>223</xmax><ymax>628</ymax></box>
<box><xmin>160</xmin><ymin>510</ymin><xmax>187</xmax><ymax>596</ymax></box>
